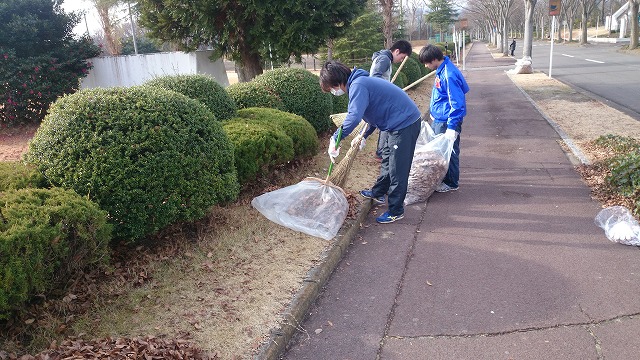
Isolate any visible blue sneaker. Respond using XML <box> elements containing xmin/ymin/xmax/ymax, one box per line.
<box><xmin>376</xmin><ymin>211</ymin><xmax>404</xmax><ymax>224</ymax></box>
<box><xmin>360</xmin><ymin>189</ymin><xmax>385</xmax><ymax>204</ymax></box>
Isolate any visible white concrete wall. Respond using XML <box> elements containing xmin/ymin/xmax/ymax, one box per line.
<box><xmin>81</xmin><ymin>50</ymin><xmax>229</xmax><ymax>89</ymax></box>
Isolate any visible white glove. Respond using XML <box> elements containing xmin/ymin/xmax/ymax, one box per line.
<box><xmin>328</xmin><ymin>136</ymin><xmax>341</xmax><ymax>163</ymax></box>
<box><xmin>351</xmin><ymin>136</ymin><xmax>366</xmax><ymax>151</ymax></box>
<box><xmin>608</xmin><ymin>222</ymin><xmax>637</xmax><ymax>242</ymax></box>
<box><xmin>444</xmin><ymin>129</ymin><xmax>458</xmax><ymax>141</ymax></box>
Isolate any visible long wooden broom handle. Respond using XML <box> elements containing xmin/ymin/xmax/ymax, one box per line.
<box><xmin>390</xmin><ymin>55</ymin><xmax>409</xmax><ymax>83</ymax></box>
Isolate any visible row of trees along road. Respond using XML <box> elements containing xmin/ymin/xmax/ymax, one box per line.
<box><xmin>464</xmin><ymin>0</ymin><xmax>638</xmax><ymax>70</ymax></box>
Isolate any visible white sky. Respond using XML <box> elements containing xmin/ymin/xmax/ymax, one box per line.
<box><xmin>60</xmin><ymin>0</ymin><xmax>103</xmax><ymax>36</ymax></box>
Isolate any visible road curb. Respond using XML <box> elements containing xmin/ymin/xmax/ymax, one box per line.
<box><xmin>254</xmin><ymin>199</ymin><xmax>373</xmax><ymax>360</ymax></box>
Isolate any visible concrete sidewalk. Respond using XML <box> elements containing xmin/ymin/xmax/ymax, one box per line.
<box><xmin>280</xmin><ymin>42</ymin><xmax>640</xmax><ymax>360</ymax></box>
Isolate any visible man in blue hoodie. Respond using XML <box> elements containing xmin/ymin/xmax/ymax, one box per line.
<box><xmin>320</xmin><ymin>61</ymin><xmax>421</xmax><ymax>224</ymax></box>
<box><xmin>418</xmin><ymin>44</ymin><xmax>470</xmax><ymax>193</ymax></box>
<box><xmin>369</xmin><ymin>40</ymin><xmax>413</xmax><ymax>159</ymax></box>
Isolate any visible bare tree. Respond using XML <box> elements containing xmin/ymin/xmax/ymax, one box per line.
<box><xmin>92</xmin><ymin>0</ymin><xmax>122</xmax><ymax>55</ymax></box>
<box><xmin>578</xmin><ymin>0</ymin><xmax>599</xmax><ymax>44</ymax></box>
<box><xmin>523</xmin><ymin>0</ymin><xmax>537</xmax><ymax>59</ymax></box>
<box><xmin>380</xmin><ymin>0</ymin><xmax>396</xmax><ymax>47</ymax></box>
<box><xmin>561</xmin><ymin>0</ymin><xmax>580</xmax><ymax>42</ymax></box>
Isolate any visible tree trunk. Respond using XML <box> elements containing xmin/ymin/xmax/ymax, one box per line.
<box><xmin>580</xmin><ymin>9</ymin><xmax>588</xmax><ymax>44</ymax></box>
<box><xmin>523</xmin><ymin>0</ymin><xmax>537</xmax><ymax>58</ymax></box>
<box><xmin>237</xmin><ymin>48</ymin><xmax>264</xmax><ymax>83</ymax></box>
<box><xmin>326</xmin><ymin>38</ymin><xmax>334</xmax><ymax>61</ymax></box>
<box><xmin>97</xmin><ymin>6</ymin><xmax>119</xmax><ymax>55</ymax></box>
<box><xmin>380</xmin><ymin>0</ymin><xmax>394</xmax><ymax>48</ymax></box>
<box><xmin>630</xmin><ymin>0</ymin><xmax>639</xmax><ymax>49</ymax></box>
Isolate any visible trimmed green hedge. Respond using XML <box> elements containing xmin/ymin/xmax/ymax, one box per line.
<box><xmin>226</xmin><ymin>81</ymin><xmax>286</xmax><ymax>111</ymax></box>
<box><xmin>223</xmin><ymin>118</ymin><xmax>294</xmax><ymax>185</ymax></box>
<box><xmin>0</xmin><ymin>162</ymin><xmax>48</xmax><ymax>191</ymax></box>
<box><xmin>399</xmin><ymin>57</ymin><xmax>424</xmax><ymax>88</ymax></box>
<box><xmin>253</xmin><ymin>68</ymin><xmax>333</xmax><ymax>134</ymax></box>
<box><xmin>25</xmin><ymin>86</ymin><xmax>239</xmax><ymax>241</ymax></box>
<box><xmin>391</xmin><ymin>70</ymin><xmax>408</xmax><ymax>89</ymax></box>
<box><xmin>144</xmin><ymin>74</ymin><xmax>237</xmax><ymax>121</ymax></box>
<box><xmin>0</xmin><ymin>187</ymin><xmax>111</xmax><ymax>319</ymax></box>
<box><xmin>236</xmin><ymin>107</ymin><xmax>318</xmax><ymax>158</ymax></box>
<box><xmin>409</xmin><ymin>52</ymin><xmax>431</xmax><ymax>77</ymax></box>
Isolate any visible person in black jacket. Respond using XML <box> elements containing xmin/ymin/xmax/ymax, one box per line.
<box><xmin>509</xmin><ymin>39</ymin><xmax>516</xmax><ymax>56</ymax></box>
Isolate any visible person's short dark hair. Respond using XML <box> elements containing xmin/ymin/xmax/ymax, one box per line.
<box><xmin>319</xmin><ymin>61</ymin><xmax>351</xmax><ymax>92</ymax></box>
<box><xmin>390</xmin><ymin>40</ymin><xmax>412</xmax><ymax>55</ymax></box>
<box><xmin>418</xmin><ymin>44</ymin><xmax>444</xmax><ymax>64</ymax></box>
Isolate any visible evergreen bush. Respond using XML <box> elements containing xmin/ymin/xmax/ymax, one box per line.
<box><xmin>0</xmin><ymin>0</ymin><xmax>100</xmax><ymax>125</ymax></box>
<box><xmin>0</xmin><ymin>187</ymin><xmax>111</xmax><ymax>319</ymax></box>
<box><xmin>226</xmin><ymin>81</ymin><xmax>286</xmax><ymax>111</ymax></box>
<box><xmin>236</xmin><ymin>107</ymin><xmax>318</xmax><ymax>158</ymax></box>
<box><xmin>25</xmin><ymin>86</ymin><xmax>239</xmax><ymax>241</ymax></box>
<box><xmin>391</xmin><ymin>70</ymin><xmax>407</xmax><ymax>89</ymax></box>
<box><xmin>253</xmin><ymin>68</ymin><xmax>333</xmax><ymax>134</ymax></box>
<box><xmin>223</xmin><ymin>117</ymin><xmax>295</xmax><ymax>185</ymax></box>
<box><xmin>397</xmin><ymin>57</ymin><xmax>423</xmax><ymax>88</ymax></box>
<box><xmin>144</xmin><ymin>74</ymin><xmax>237</xmax><ymax>121</ymax></box>
<box><xmin>0</xmin><ymin>161</ymin><xmax>48</xmax><ymax>191</ymax></box>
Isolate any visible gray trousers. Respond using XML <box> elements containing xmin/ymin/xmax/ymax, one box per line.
<box><xmin>371</xmin><ymin>119</ymin><xmax>421</xmax><ymax>216</ymax></box>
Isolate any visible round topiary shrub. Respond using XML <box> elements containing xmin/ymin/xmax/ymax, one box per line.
<box><xmin>226</xmin><ymin>81</ymin><xmax>286</xmax><ymax>111</ymax></box>
<box><xmin>222</xmin><ymin>116</ymin><xmax>294</xmax><ymax>185</ymax></box>
<box><xmin>400</xmin><ymin>57</ymin><xmax>424</xmax><ymax>88</ymax></box>
<box><xmin>409</xmin><ymin>52</ymin><xmax>431</xmax><ymax>77</ymax></box>
<box><xmin>253</xmin><ymin>68</ymin><xmax>333</xmax><ymax>134</ymax></box>
<box><xmin>236</xmin><ymin>107</ymin><xmax>319</xmax><ymax>158</ymax></box>
<box><xmin>391</xmin><ymin>69</ymin><xmax>407</xmax><ymax>89</ymax></box>
<box><xmin>0</xmin><ymin>161</ymin><xmax>49</xmax><ymax>191</ymax></box>
<box><xmin>144</xmin><ymin>74</ymin><xmax>237</xmax><ymax>121</ymax></box>
<box><xmin>0</xmin><ymin>187</ymin><xmax>111</xmax><ymax>319</ymax></box>
<box><xmin>25</xmin><ymin>86</ymin><xmax>240</xmax><ymax>241</ymax></box>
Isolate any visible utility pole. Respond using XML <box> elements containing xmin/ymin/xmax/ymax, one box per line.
<box><xmin>128</xmin><ymin>1</ymin><xmax>138</xmax><ymax>54</ymax></box>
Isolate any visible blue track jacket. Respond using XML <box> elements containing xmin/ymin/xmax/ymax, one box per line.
<box><xmin>430</xmin><ymin>56</ymin><xmax>470</xmax><ymax>130</ymax></box>
<box><xmin>332</xmin><ymin>68</ymin><xmax>421</xmax><ymax>141</ymax></box>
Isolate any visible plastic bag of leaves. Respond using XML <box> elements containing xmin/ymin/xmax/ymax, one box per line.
<box><xmin>404</xmin><ymin>121</ymin><xmax>455</xmax><ymax>205</ymax></box>
<box><xmin>251</xmin><ymin>178</ymin><xmax>349</xmax><ymax>240</ymax></box>
<box><xmin>594</xmin><ymin>206</ymin><xmax>640</xmax><ymax>246</ymax></box>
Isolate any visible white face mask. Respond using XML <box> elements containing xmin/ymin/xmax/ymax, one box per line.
<box><xmin>330</xmin><ymin>87</ymin><xmax>345</xmax><ymax>96</ymax></box>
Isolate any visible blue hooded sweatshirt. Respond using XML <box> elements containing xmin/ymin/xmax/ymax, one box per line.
<box><xmin>333</xmin><ymin>68</ymin><xmax>421</xmax><ymax>141</ymax></box>
<box><xmin>430</xmin><ymin>56</ymin><xmax>470</xmax><ymax>130</ymax></box>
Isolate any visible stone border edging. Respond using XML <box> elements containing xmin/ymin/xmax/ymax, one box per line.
<box><xmin>254</xmin><ymin>199</ymin><xmax>374</xmax><ymax>359</ymax></box>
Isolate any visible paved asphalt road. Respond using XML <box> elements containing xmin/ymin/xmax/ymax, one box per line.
<box><xmin>527</xmin><ymin>40</ymin><xmax>640</xmax><ymax>118</ymax></box>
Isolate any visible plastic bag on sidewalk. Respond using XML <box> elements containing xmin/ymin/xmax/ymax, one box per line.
<box><xmin>251</xmin><ymin>178</ymin><xmax>349</xmax><ymax>240</ymax></box>
<box><xmin>404</xmin><ymin>121</ymin><xmax>455</xmax><ymax>205</ymax></box>
<box><xmin>594</xmin><ymin>206</ymin><xmax>640</xmax><ymax>246</ymax></box>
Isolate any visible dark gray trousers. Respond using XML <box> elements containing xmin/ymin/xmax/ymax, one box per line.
<box><xmin>371</xmin><ymin>119</ymin><xmax>421</xmax><ymax>216</ymax></box>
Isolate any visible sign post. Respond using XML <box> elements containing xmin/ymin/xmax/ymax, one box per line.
<box><xmin>548</xmin><ymin>0</ymin><xmax>561</xmax><ymax>78</ymax></box>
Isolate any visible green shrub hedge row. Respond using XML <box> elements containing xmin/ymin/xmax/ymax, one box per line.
<box><xmin>253</xmin><ymin>68</ymin><xmax>333</xmax><ymax>134</ymax></box>
<box><xmin>144</xmin><ymin>74</ymin><xmax>237</xmax><ymax>121</ymax></box>
<box><xmin>0</xmin><ymin>187</ymin><xmax>111</xmax><ymax>319</ymax></box>
<box><xmin>226</xmin><ymin>81</ymin><xmax>286</xmax><ymax>111</ymax></box>
<box><xmin>0</xmin><ymin>162</ymin><xmax>48</xmax><ymax>191</ymax></box>
<box><xmin>26</xmin><ymin>86</ymin><xmax>240</xmax><ymax>241</ymax></box>
<box><xmin>223</xmin><ymin>107</ymin><xmax>318</xmax><ymax>184</ymax></box>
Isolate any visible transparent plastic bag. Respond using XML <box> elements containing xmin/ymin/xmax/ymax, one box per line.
<box><xmin>594</xmin><ymin>206</ymin><xmax>640</xmax><ymax>246</ymax></box>
<box><xmin>251</xmin><ymin>178</ymin><xmax>349</xmax><ymax>240</ymax></box>
<box><xmin>404</xmin><ymin>122</ymin><xmax>455</xmax><ymax>205</ymax></box>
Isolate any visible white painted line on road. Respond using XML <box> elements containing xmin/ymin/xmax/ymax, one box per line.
<box><xmin>561</xmin><ymin>54</ymin><xmax>575</xmax><ymax>57</ymax></box>
<box><xmin>585</xmin><ymin>58</ymin><xmax>605</xmax><ymax>63</ymax></box>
